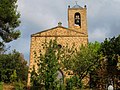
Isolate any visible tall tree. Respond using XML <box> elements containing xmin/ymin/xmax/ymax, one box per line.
<box><xmin>86</xmin><ymin>35</ymin><xmax>120</xmax><ymax>89</ymax></box>
<box><xmin>31</xmin><ymin>40</ymin><xmax>61</xmax><ymax>90</ymax></box>
<box><xmin>30</xmin><ymin>40</ymin><xmax>101</xmax><ymax>89</ymax></box>
<box><xmin>0</xmin><ymin>50</ymin><xmax>28</xmax><ymax>83</ymax></box>
<box><xmin>100</xmin><ymin>35</ymin><xmax>120</xmax><ymax>88</ymax></box>
<box><xmin>0</xmin><ymin>0</ymin><xmax>20</xmax><ymax>43</ymax></box>
<box><xmin>63</xmin><ymin>42</ymin><xmax>101</xmax><ymax>82</ymax></box>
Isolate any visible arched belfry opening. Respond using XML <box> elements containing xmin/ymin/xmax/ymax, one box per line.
<box><xmin>74</xmin><ymin>12</ymin><xmax>81</xmax><ymax>26</ymax></box>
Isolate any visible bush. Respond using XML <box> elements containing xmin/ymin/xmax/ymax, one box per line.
<box><xmin>14</xmin><ymin>81</ymin><xmax>26</xmax><ymax>90</ymax></box>
<box><xmin>66</xmin><ymin>76</ymin><xmax>83</xmax><ymax>90</ymax></box>
<box><xmin>0</xmin><ymin>82</ymin><xmax>3</xmax><ymax>90</ymax></box>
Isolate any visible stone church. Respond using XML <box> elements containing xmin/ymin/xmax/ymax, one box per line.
<box><xmin>27</xmin><ymin>4</ymin><xmax>88</xmax><ymax>86</ymax></box>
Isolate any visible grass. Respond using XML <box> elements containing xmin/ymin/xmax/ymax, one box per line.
<box><xmin>0</xmin><ymin>82</ymin><xmax>3</xmax><ymax>90</ymax></box>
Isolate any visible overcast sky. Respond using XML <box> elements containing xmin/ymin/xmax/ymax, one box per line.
<box><xmin>6</xmin><ymin>0</ymin><xmax>120</xmax><ymax>63</ymax></box>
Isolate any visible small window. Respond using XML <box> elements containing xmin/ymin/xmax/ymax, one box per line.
<box><xmin>58</xmin><ymin>44</ymin><xmax>62</xmax><ymax>49</ymax></box>
<box><xmin>74</xmin><ymin>12</ymin><xmax>81</xmax><ymax>26</ymax></box>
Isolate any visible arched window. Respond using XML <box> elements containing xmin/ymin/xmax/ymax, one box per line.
<box><xmin>74</xmin><ymin>12</ymin><xmax>81</xmax><ymax>26</ymax></box>
<box><xmin>57</xmin><ymin>70</ymin><xmax>64</xmax><ymax>83</ymax></box>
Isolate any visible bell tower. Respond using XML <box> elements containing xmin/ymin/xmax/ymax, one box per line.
<box><xmin>68</xmin><ymin>3</ymin><xmax>87</xmax><ymax>34</ymax></box>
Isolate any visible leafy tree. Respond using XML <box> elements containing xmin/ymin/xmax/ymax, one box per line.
<box><xmin>0</xmin><ymin>0</ymin><xmax>20</xmax><ymax>44</ymax></box>
<box><xmin>90</xmin><ymin>35</ymin><xmax>120</xmax><ymax>89</ymax></box>
<box><xmin>0</xmin><ymin>50</ymin><xmax>28</xmax><ymax>83</ymax></box>
<box><xmin>100</xmin><ymin>35</ymin><xmax>120</xmax><ymax>88</ymax></box>
<box><xmin>100</xmin><ymin>35</ymin><xmax>120</xmax><ymax>75</ymax></box>
<box><xmin>31</xmin><ymin>39</ymin><xmax>61</xmax><ymax>90</ymax></box>
<box><xmin>30</xmin><ymin>40</ymin><xmax>102</xmax><ymax>89</ymax></box>
<box><xmin>66</xmin><ymin>75</ymin><xmax>82</xmax><ymax>90</ymax></box>
<box><xmin>63</xmin><ymin>42</ymin><xmax>101</xmax><ymax>82</ymax></box>
<box><xmin>101</xmin><ymin>35</ymin><xmax>120</xmax><ymax>66</ymax></box>
<box><xmin>0</xmin><ymin>1</ymin><xmax>21</xmax><ymax>83</ymax></box>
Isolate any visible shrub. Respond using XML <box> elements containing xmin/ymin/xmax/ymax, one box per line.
<box><xmin>14</xmin><ymin>81</ymin><xmax>26</xmax><ymax>90</ymax></box>
<box><xmin>0</xmin><ymin>82</ymin><xmax>3</xmax><ymax>90</ymax></box>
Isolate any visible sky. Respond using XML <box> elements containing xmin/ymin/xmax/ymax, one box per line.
<box><xmin>6</xmin><ymin>0</ymin><xmax>120</xmax><ymax>63</ymax></box>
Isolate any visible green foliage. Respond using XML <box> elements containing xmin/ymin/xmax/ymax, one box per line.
<box><xmin>14</xmin><ymin>80</ymin><xmax>25</xmax><ymax>90</ymax></box>
<box><xmin>0</xmin><ymin>0</ymin><xmax>21</xmax><ymax>43</ymax></box>
<box><xmin>101</xmin><ymin>35</ymin><xmax>120</xmax><ymax>65</ymax></box>
<box><xmin>66</xmin><ymin>75</ymin><xmax>82</xmax><ymax>90</ymax></box>
<box><xmin>0</xmin><ymin>50</ymin><xmax>28</xmax><ymax>83</ymax></box>
<box><xmin>59</xmin><ymin>44</ymin><xmax>76</xmax><ymax>71</ymax></box>
<box><xmin>64</xmin><ymin>42</ymin><xmax>101</xmax><ymax>81</ymax></box>
<box><xmin>31</xmin><ymin>39</ymin><xmax>61</xmax><ymax>90</ymax></box>
<box><xmin>0</xmin><ymin>82</ymin><xmax>3</xmax><ymax>90</ymax></box>
<box><xmin>10</xmin><ymin>70</ymin><xmax>17</xmax><ymax>82</ymax></box>
<box><xmin>30</xmin><ymin>66</ymin><xmax>40</xmax><ymax>88</ymax></box>
<box><xmin>100</xmin><ymin>35</ymin><xmax>120</xmax><ymax>74</ymax></box>
<box><xmin>30</xmin><ymin>39</ymin><xmax>102</xmax><ymax>89</ymax></box>
<box><xmin>91</xmin><ymin>35</ymin><xmax>120</xmax><ymax>89</ymax></box>
<box><xmin>43</xmin><ymin>40</ymin><xmax>60</xmax><ymax>90</ymax></box>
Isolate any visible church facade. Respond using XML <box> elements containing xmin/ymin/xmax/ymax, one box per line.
<box><xmin>27</xmin><ymin>4</ymin><xmax>88</xmax><ymax>86</ymax></box>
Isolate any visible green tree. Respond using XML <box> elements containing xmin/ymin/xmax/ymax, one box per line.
<box><xmin>66</xmin><ymin>75</ymin><xmax>82</xmax><ymax>90</ymax></box>
<box><xmin>63</xmin><ymin>42</ymin><xmax>101</xmax><ymax>82</ymax></box>
<box><xmin>31</xmin><ymin>39</ymin><xmax>61</xmax><ymax>90</ymax></box>
<box><xmin>0</xmin><ymin>0</ymin><xmax>20</xmax><ymax>43</ymax></box>
<box><xmin>91</xmin><ymin>35</ymin><xmax>120</xmax><ymax>89</ymax></box>
<box><xmin>30</xmin><ymin>40</ymin><xmax>101</xmax><ymax>89</ymax></box>
<box><xmin>55</xmin><ymin>42</ymin><xmax>101</xmax><ymax>89</ymax></box>
<box><xmin>0</xmin><ymin>50</ymin><xmax>28</xmax><ymax>83</ymax></box>
<box><xmin>100</xmin><ymin>35</ymin><xmax>120</xmax><ymax>88</ymax></box>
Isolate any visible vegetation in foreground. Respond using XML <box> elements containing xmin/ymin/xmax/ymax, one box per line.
<box><xmin>30</xmin><ymin>35</ymin><xmax>120</xmax><ymax>90</ymax></box>
<box><xmin>0</xmin><ymin>0</ymin><xmax>119</xmax><ymax>89</ymax></box>
<box><xmin>0</xmin><ymin>50</ymin><xmax>28</xmax><ymax>90</ymax></box>
<box><xmin>0</xmin><ymin>82</ymin><xmax>3</xmax><ymax>90</ymax></box>
<box><xmin>0</xmin><ymin>0</ymin><xmax>29</xmax><ymax>89</ymax></box>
